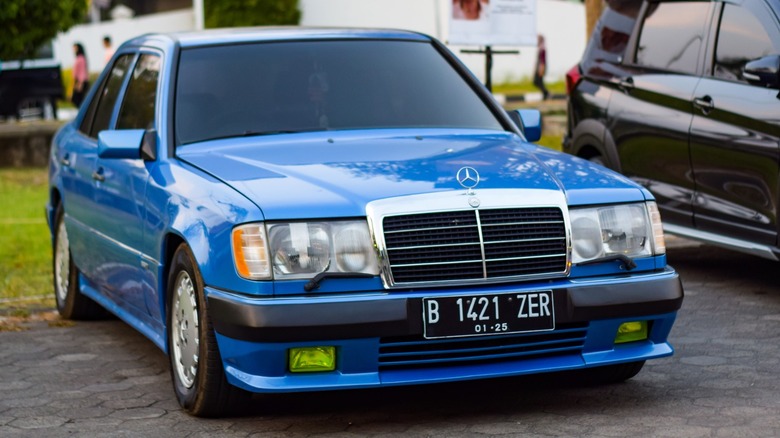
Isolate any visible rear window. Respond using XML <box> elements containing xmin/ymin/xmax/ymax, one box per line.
<box><xmin>580</xmin><ymin>1</ymin><xmax>643</xmax><ymax>75</ymax></box>
<box><xmin>175</xmin><ymin>40</ymin><xmax>503</xmax><ymax>145</ymax></box>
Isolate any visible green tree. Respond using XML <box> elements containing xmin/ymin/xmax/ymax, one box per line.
<box><xmin>0</xmin><ymin>0</ymin><xmax>87</xmax><ymax>61</ymax></box>
<box><xmin>205</xmin><ymin>0</ymin><xmax>301</xmax><ymax>28</ymax></box>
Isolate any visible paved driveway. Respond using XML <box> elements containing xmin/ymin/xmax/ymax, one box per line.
<box><xmin>2</xmin><ymin>240</ymin><xmax>780</xmax><ymax>437</ymax></box>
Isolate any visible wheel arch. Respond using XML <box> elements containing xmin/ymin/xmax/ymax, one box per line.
<box><xmin>48</xmin><ymin>187</ymin><xmax>62</xmax><ymax>234</ymax></box>
<box><xmin>571</xmin><ymin>119</ymin><xmax>622</xmax><ymax>173</ymax></box>
<box><xmin>159</xmin><ymin>231</ymin><xmax>187</xmax><ymax>353</ymax></box>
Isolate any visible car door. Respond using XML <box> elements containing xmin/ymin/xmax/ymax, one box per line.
<box><xmin>92</xmin><ymin>52</ymin><xmax>162</xmax><ymax>318</ymax></box>
<box><xmin>62</xmin><ymin>54</ymin><xmax>135</xmax><ymax>282</ymax></box>
<box><xmin>689</xmin><ymin>0</ymin><xmax>780</xmax><ymax>246</ymax></box>
<box><xmin>606</xmin><ymin>0</ymin><xmax>714</xmax><ymax>227</ymax></box>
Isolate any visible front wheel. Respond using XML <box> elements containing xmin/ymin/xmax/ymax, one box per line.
<box><xmin>168</xmin><ymin>244</ymin><xmax>248</xmax><ymax>417</ymax></box>
<box><xmin>52</xmin><ymin>205</ymin><xmax>104</xmax><ymax>319</ymax></box>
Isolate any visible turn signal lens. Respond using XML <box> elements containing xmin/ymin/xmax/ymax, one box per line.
<box><xmin>232</xmin><ymin>225</ymin><xmax>271</xmax><ymax>280</ymax></box>
<box><xmin>647</xmin><ymin>202</ymin><xmax>666</xmax><ymax>255</ymax></box>
<box><xmin>289</xmin><ymin>346</ymin><xmax>336</xmax><ymax>373</ymax></box>
<box><xmin>615</xmin><ymin>321</ymin><xmax>648</xmax><ymax>344</ymax></box>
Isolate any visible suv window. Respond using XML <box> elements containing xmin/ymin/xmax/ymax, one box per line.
<box><xmin>714</xmin><ymin>3</ymin><xmax>780</xmax><ymax>83</ymax></box>
<box><xmin>85</xmin><ymin>54</ymin><xmax>134</xmax><ymax>138</ymax></box>
<box><xmin>117</xmin><ymin>54</ymin><xmax>161</xmax><ymax>130</ymax></box>
<box><xmin>634</xmin><ymin>1</ymin><xmax>710</xmax><ymax>74</ymax></box>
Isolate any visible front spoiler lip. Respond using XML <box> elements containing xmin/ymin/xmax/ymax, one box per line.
<box><xmin>207</xmin><ymin>268</ymin><xmax>684</xmax><ymax>342</ymax></box>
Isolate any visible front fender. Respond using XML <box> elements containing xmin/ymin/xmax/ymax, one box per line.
<box><xmin>149</xmin><ymin>160</ymin><xmax>272</xmax><ymax>299</ymax></box>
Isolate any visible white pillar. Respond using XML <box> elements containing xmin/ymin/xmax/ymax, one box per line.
<box><xmin>193</xmin><ymin>0</ymin><xmax>205</xmax><ymax>30</ymax></box>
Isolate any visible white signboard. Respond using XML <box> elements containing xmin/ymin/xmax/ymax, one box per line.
<box><xmin>449</xmin><ymin>0</ymin><xmax>537</xmax><ymax>46</ymax></box>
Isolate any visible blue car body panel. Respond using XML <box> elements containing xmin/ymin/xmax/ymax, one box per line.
<box><xmin>47</xmin><ymin>28</ymin><xmax>683</xmax><ymax>396</ymax></box>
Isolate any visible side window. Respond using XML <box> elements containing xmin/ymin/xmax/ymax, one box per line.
<box><xmin>634</xmin><ymin>2</ymin><xmax>710</xmax><ymax>74</ymax></box>
<box><xmin>714</xmin><ymin>3</ymin><xmax>780</xmax><ymax>83</ymax></box>
<box><xmin>88</xmin><ymin>54</ymin><xmax>134</xmax><ymax>138</ymax></box>
<box><xmin>117</xmin><ymin>54</ymin><xmax>161</xmax><ymax>130</ymax></box>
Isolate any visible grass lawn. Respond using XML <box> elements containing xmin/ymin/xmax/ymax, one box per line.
<box><xmin>537</xmin><ymin>134</ymin><xmax>563</xmax><ymax>151</ymax></box>
<box><xmin>0</xmin><ymin>168</ymin><xmax>54</xmax><ymax>312</ymax></box>
<box><xmin>493</xmin><ymin>79</ymin><xmax>567</xmax><ymax>96</ymax></box>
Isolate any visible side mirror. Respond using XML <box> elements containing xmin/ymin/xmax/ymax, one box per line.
<box><xmin>508</xmin><ymin>109</ymin><xmax>542</xmax><ymax>142</ymax></box>
<box><xmin>743</xmin><ymin>54</ymin><xmax>780</xmax><ymax>89</ymax></box>
<box><xmin>97</xmin><ymin>129</ymin><xmax>157</xmax><ymax>160</ymax></box>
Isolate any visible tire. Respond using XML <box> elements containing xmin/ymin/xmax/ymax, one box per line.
<box><xmin>582</xmin><ymin>361</ymin><xmax>646</xmax><ymax>385</ymax></box>
<box><xmin>52</xmin><ymin>205</ymin><xmax>105</xmax><ymax>319</ymax></box>
<box><xmin>168</xmin><ymin>244</ymin><xmax>249</xmax><ymax>417</ymax></box>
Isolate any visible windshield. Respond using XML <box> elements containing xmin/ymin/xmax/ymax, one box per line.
<box><xmin>175</xmin><ymin>39</ymin><xmax>503</xmax><ymax>145</ymax></box>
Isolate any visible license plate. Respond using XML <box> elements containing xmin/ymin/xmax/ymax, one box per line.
<box><xmin>422</xmin><ymin>291</ymin><xmax>555</xmax><ymax>339</ymax></box>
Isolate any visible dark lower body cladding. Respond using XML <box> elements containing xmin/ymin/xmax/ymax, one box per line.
<box><xmin>207</xmin><ymin>269</ymin><xmax>683</xmax><ymax>392</ymax></box>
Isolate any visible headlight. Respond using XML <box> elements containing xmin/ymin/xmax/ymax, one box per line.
<box><xmin>232</xmin><ymin>221</ymin><xmax>379</xmax><ymax>281</ymax></box>
<box><xmin>570</xmin><ymin>202</ymin><xmax>665</xmax><ymax>264</ymax></box>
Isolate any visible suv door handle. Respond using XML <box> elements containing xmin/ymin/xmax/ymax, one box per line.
<box><xmin>92</xmin><ymin>167</ymin><xmax>106</xmax><ymax>182</ymax></box>
<box><xmin>60</xmin><ymin>153</ymin><xmax>70</xmax><ymax>167</ymax></box>
<box><xmin>617</xmin><ymin>77</ymin><xmax>635</xmax><ymax>92</ymax></box>
<box><xmin>693</xmin><ymin>95</ymin><xmax>714</xmax><ymax>114</ymax></box>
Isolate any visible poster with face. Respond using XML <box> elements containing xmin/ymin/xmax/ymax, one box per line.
<box><xmin>449</xmin><ymin>0</ymin><xmax>537</xmax><ymax>46</ymax></box>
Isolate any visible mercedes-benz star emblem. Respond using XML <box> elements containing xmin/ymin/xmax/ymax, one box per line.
<box><xmin>456</xmin><ymin>166</ymin><xmax>480</xmax><ymax>194</ymax></box>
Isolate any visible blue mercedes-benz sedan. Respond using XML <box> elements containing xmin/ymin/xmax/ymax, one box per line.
<box><xmin>48</xmin><ymin>28</ymin><xmax>683</xmax><ymax>416</ymax></box>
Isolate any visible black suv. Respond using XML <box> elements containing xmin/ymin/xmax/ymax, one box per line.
<box><xmin>565</xmin><ymin>0</ymin><xmax>780</xmax><ymax>260</ymax></box>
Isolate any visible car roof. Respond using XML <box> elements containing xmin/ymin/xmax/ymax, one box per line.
<box><xmin>123</xmin><ymin>27</ymin><xmax>432</xmax><ymax>50</ymax></box>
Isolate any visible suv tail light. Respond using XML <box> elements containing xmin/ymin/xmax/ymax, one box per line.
<box><xmin>566</xmin><ymin>64</ymin><xmax>582</xmax><ymax>95</ymax></box>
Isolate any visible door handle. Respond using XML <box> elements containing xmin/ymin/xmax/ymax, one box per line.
<box><xmin>92</xmin><ymin>168</ymin><xmax>106</xmax><ymax>182</ymax></box>
<box><xmin>60</xmin><ymin>153</ymin><xmax>70</xmax><ymax>167</ymax></box>
<box><xmin>693</xmin><ymin>95</ymin><xmax>714</xmax><ymax>114</ymax></box>
<box><xmin>617</xmin><ymin>77</ymin><xmax>635</xmax><ymax>92</ymax></box>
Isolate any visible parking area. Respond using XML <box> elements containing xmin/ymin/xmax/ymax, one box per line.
<box><xmin>1</xmin><ymin>238</ymin><xmax>780</xmax><ymax>437</ymax></box>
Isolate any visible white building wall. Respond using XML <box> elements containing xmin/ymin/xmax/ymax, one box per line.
<box><xmin>53</xmin><ymin>0</ymin><xmax>585</xmax><ymax>84</ymax></box>
<box><xmin>300</xmin><ymin>0</ymin><xmax>585</xmax><ymax>83</ymax></box>
<box><xmin>53</xmin><ymin>9</ymin><xmax>195</xmax><ymax>73</ymax></box>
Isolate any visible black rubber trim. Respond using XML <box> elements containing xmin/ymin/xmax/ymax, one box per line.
<box><xmin>208</xmin><ymin>272</ymin><xmax>683</xmax><ymax>342</ymax></box>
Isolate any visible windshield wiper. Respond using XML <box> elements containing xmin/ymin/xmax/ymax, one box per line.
<box><xmin>304</xmin><ymin>272</ymin><xmax>374</xmax><ymax>292</ymax></box>
<box><xmin>198</xmin><ymin>128</ymin><xmax>325</xmax><ymax>143</ymax></box>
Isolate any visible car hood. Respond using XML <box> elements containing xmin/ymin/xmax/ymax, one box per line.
<box><xmin>178</xmin><ymin>129</ymin><xmax>647</xmax><ymax>220</ymax></box>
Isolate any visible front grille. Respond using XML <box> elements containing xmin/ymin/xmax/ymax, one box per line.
<box><xmin>378</xmin><ymin>323</ymin><xmax>588</xmax><ymax>371</ymax></box>
<box><xmin>382</xmin><ymin>208</ymin><xmax>567</xmax><ymax>285</ymax></box>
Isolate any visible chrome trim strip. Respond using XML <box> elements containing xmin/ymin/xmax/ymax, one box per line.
<box><xmin>664</xmin><ymin>223</ymin><xmax>779</xmax><ymax>261</ymax></box>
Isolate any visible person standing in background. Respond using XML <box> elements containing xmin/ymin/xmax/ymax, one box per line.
<box><xmin>533</xmin><ymin>34</ymin><xmax>549</xmax><ymax>100</ymax></box>
<box><xmin>103</xmin><ymin>36</ymin><xmax>115</xmax><ymax>64</ymax></box>
<box><xmin>71</xmin><ymin>43</ymin><xmax>89</xmax><ymax>108</ymax></box>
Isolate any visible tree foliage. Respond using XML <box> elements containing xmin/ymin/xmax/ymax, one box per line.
<box><xmin>0</xmin><ymin>0</ymin><xmax>87</xmax><ymax>61</ymax></box>
<box><xmin>205</xmin><ymin>0</ymin><xmax>301</xmax><ymax>29</ymax></box>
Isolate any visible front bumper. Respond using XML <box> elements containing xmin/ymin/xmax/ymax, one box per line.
<box><xmin>207</xmin><ymin>268</ymin><xmax>683</xmax><ymax>393</ymax></box>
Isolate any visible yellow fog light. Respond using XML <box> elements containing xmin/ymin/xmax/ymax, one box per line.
<box><xmin>615</xmin><ymin>321</ymin><xmax>648</xmax><ymax>344</ymax></box>
<box><xmin>289</xmin><ymin>346</ymin><xmax>336</xmax><ymax>373</ymax></box>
